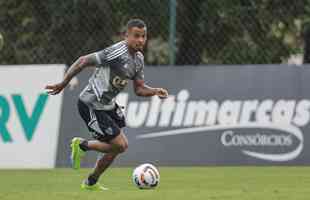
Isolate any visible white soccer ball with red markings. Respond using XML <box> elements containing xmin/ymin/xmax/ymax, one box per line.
<box><xmin>132</xmin><ymin>163</ymin><xmax>160</xmax><ymax>189</ymax></box>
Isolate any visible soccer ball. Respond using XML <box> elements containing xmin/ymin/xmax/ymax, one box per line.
<box><xmin>132</xmin><ymin>163</ymin><xmax>160</xmax><ymax>189</ymax></box>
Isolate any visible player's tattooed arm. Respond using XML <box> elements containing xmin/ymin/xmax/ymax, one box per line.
<box><xmin>62</xmin><ymin>54</ymin><xmax>97</xmax><ymax>84</ymax></box>
<box><xmin>133</xmin><ymin>79</ymin><xmax>168</xmax><ymax>99</ymax></box>
<box><xmin>45</xmin><ymin>53</ymin><xmax>98</xmax><ymax>95</ymax></box>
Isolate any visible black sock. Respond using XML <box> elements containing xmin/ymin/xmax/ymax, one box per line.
<box><xmin>79</xmin><ymin>140</ymin><xmax>90</xmax><ymax>151</ymax></box>
<box><xmin>86</xmin><ymin>174</ymin><xmax>98</xmax><ymax>186</ymax></box>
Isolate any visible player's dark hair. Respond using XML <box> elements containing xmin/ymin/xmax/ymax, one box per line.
<box><xmin>126</xmin><ymin>19</ymin><xmax>146</xmax><ymax>30</ymax></box>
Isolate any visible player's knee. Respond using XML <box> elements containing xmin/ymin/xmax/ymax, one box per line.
<box><xmin>119</xmin><ymin>142</ymin><xmax>128</xmax><ymax>153</ymax></box>
<box><xmin>115</xmin><ymin>141</ymin><xmax>128</xmax><ymax>153</ymax></box>
<box><xmin>111</xmin><ymin>132</ymin><xmax>128</xmax><ymax>153</ymax></box>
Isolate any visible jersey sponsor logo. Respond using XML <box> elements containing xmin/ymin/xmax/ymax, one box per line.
<box><xmin>116</xmin><ymin>89</ymin><xmax>310</xmax><ymax>162</ymax></box>
<box><xmin>112</xmin><ymin>76</ymin><xmax>128</xmax><ymax>89</ymax></box>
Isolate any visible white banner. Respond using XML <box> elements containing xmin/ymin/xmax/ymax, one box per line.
<box><xmin>0</xmin><ymin>65</ymin><xmax>65</xmax><ymax>168</ymax></box>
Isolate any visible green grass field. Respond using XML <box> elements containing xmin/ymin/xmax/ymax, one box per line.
<box><xmin>0</xmin><ymin>167</ymin><xmax>309</xmax><ymax>200</ymax></box>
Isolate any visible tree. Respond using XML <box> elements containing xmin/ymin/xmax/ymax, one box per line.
<box><xmin>176</xmin><ymin>0</ymin><xmax>307</xmax><ymax>64</ymax></box>
<box><xmin>0</xmin><ymin>0</ymin><xmax>308</xmax><ymax>65</ymax></box>
<box><xmin>176</xmin><ymin>0</ymin><xmax>204</xmax><ymax>65</ymax></box>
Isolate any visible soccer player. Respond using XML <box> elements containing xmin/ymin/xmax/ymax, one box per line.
<box><xmin>45</xmin><ymin>19</ymin><xmax>168</xmax><ymax>190</ymax></box>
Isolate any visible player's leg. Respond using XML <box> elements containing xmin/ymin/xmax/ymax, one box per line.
<box><xmin>72</xmin><ymin>130</ymin><xmax>126</xmax><ymax>170</ymax></box>
<box><xmin>70</xmin><ymin>136</ymin><xmax>117</xmax><ymax>170</ymax></box>
<box><xmin>72</xmin><ymin>99</ymin><xmax>118</xmax><ymax>169</ymax></box>
<box><xmin>81</xmin><ymin>104</ymin><xmax>128</xmax><ymax>189</ymax></box>
<box><xmin>81</xmin><ymin>134</ymin><xmax>128</xmax><ymax>190</ymax></box>
<box><xmin>86</xmin><ymin>130</ymin><xmax>128</xmax><ymax>181</ymax></box>
<box><xmin>73</xmin><ymin>99</ymin><xmax>127</xmax><ymax>167</ymax></box>
<box><xmin>79</xmin><ymin>139</ymin><xmax>118</xmax><ymax>153</ymax></box>
<box><xmin>71</xmin><ymin>100</ymin><xmax>104</xmax><ymax>169</ymax></box>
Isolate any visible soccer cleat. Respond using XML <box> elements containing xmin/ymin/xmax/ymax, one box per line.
<box><xmin>70</xmin><ymin>137</ymin><xmax>85</xmax><ymax>170</ymax></box>
<box><xmin>81</xmin><ymin>182</ymin><xmax>109</xmax><ymax>191</ymax></box>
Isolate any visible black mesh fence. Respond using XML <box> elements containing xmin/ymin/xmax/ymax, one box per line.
<box><xmin>0</xmin><ymin>0</ymin><xmax>309</xmax><ymax>65</ymax></box>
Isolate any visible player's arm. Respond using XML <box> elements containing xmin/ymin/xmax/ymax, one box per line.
<box><xmin>133</xmin><ymin>79</ymin><xmax>168</xmax><ymax>99</ymax></box>
<box><xmin>45</xmin><ymin>53</ymin><xmax>98</xmax><ymax>95</ymax></box>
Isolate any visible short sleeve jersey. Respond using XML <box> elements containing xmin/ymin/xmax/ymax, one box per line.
<box><xmin>79</xmin><ymin>40</ymin><xmax>144</xmax><ymax>110</ymax></box>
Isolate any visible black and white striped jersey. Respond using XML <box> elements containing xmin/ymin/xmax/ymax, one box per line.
<box><xmin>79</xmin><ymin>40</ymin><xmax>144</xmax><ymax>110</ymax></box>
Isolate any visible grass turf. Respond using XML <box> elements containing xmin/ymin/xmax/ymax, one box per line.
<box><xmin>0</xmin><ymin>167</ymin><xmax>309</xmax><ymax>200</ymax></box>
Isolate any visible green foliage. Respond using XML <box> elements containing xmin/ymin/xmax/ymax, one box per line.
<box><xmin>177</xmin><ymin>0</ymin><xmax>307</xmax><ymax>64</ymax></box>
<box><xmin>0</xmin><ymin>0</ymin><xmax>308</xmax><ymax>65</ymax></box>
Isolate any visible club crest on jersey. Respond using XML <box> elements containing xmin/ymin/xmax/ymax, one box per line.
<box><xmin>112</xmin><ymin>76</ymin><xmax>128</xmax><ymax>89</ymax></box>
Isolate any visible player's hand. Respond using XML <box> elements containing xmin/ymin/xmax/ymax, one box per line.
<box><xmin>155</xmin><ymin>88</ymin><xmax>168</xmax><ymax>99</ymax></box>
<box><xmin>45</xmin><ymin>81</ymin><xmax>67</xmax><ymax>95</ymax></box>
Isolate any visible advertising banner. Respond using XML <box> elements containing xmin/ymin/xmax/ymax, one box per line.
<box><xmin>57</xmin><ymin>65</ymin><xmax>310</xmax><ymax>166</ymax></box>
<box><xmin>0</xmin><ymin>65</ymin><xmax>65</xmax><ymax>168</ymax></box>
